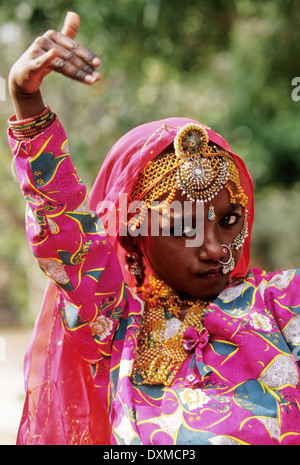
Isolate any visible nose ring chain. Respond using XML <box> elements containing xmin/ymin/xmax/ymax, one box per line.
<box><xmin>218</xmin><ymin>244</ymin><xmax>235</xmax><ymax>275</ymax></box>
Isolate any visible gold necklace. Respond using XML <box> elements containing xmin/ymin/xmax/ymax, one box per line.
<box><xmin>132</xmin><ymin>276</ymin><xmax>208</xmax><ymax>386</ymax></box>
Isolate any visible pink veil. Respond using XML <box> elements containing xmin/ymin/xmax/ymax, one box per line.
<box><xmin>17</xmin><ymin>117</ymin><xmax>254</xmax><ymax>445</ymax></box>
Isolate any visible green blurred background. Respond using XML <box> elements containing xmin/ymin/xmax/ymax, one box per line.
<box><xmin>0</xmin><ymin>0</ymin><xmax>300</xmax><ymax>325</ymax></box>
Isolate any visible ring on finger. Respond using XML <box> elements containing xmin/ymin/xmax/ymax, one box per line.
<box><xmin>64</xmin><ymin>50</ymin><xmax>74</xmax><ymax>61</ymax></box>
<box><xmin>70</xmin><ymin>41</ymin><xmax>80</xmax><ymax>52</ymax></box>
<box><xmin>74</xmin><ymin>68</ymin><xmax>87</xmax><ymax>80</ymax></box>
<box><xmin>81</xmin><ymin>63</ymin><xmax>95</xmax><ymax>74</ymax></box>
<box><xmin>56</xmin><ymin>58</ymin><xmax>66</xmax><ymax>71</ymax></box>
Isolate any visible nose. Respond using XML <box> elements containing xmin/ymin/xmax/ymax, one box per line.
<box><xmin>197</xmin><ymin>223</ymin><xmax>223</xmax><ymax>262</ymax></box>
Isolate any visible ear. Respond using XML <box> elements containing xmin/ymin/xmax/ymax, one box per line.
<box><xmin>119</xmin><ymin>233</ymin><xmax>143</xmax><ymax>257</ymax></box>
<box><xmin>119</xmin><ymin>234</ymin><xmax>145</xmax><ymax>288</ymax></box>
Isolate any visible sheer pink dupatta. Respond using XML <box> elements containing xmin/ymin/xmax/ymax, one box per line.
<box><xmin>17</xmin><ymin>281</ymin><xmax>110</xmax><ymax>445</ymax></box>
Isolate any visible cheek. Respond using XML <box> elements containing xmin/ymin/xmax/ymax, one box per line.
<box><xmin>139</xmin><ymin>236</ymin><xmax>187</xmax><ymax>272</ymax></box>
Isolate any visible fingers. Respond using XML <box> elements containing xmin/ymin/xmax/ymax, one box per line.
<box><xmin>37</xmin><ymin>48</ymin><xmax>58</xmax><ymax>68</ymax></box>
<box><xmin>59</xmin><ymin>12</ymin><xmax>100</xmax><ymax>68</ymax></box>
<box><xmin>43</xmin><ymin>30</ymin><xmax>100</xmax><ymax>67</ymax></box>
<box><xmin>61</xmin><ymin>11</ymin><xmax>80</xmax><ymax>39</ymax></box>
<box><xmin>50</xmin><ymin>55</ymin><xmax>101</xmax><ymax>84</ymax></box>
<box><xmin>10</xmin><ymin>11</ymin><xmax>101</xmax><ymax>99</ymax></box>
<box><xmin>37</xmin><ymin>29</ymin><xmax>101</xmax><ymax>85</ymax></box>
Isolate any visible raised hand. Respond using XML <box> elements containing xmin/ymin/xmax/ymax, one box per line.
<box><xmin>9</xmin><ymin>12</ymin><xmax>101</xmax><ymax>119</ymax></box>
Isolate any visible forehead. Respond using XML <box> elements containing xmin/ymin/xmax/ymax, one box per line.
<box><xmin>159</xmin><ymin>184</ymin><xmax>237</xmax><ymax>218</ymax></box>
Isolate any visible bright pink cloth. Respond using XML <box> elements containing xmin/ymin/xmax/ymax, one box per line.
<box><xmin>8</xmin><ymin>119</ymin><xmax>300</xmax><ymax>445</ymax></box>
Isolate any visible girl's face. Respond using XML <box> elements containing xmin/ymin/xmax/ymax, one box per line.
<box><xmin>135</xmin><ymin>186</ymin><xmax>244</xmax><ymax>301</ymax></box>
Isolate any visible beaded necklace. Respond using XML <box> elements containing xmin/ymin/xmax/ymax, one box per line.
<box><xmin>132</xmin><ymin>275</ymin><xmax>208</xmax><ymax>386</ymax></box>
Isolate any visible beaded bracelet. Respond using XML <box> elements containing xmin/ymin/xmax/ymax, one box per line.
<box><xmin>8</xmin><ymin>105</ymin><xmax>56</xmax><ymax>140</ymax></box>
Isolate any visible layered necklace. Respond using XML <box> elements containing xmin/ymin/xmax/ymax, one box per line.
<box><xmin>132</xmin><ymin>275</ymin><xmax>209</xmax><ymax>386</ymax></box>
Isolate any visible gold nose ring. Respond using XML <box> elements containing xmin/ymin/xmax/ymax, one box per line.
<box><xmin>218</xmin><ymin>244</ymin><xmax>235</xmax><ymax>274</ymax></box>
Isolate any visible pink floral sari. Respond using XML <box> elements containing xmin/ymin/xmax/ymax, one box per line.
<box><xmin>10</xmin><ymin>117</ymin><xmax>300</xmax><ymax>445</ymax></box>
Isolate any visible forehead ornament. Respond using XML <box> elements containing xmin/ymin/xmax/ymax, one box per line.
<box><xmin>174</xmin><ymin>123</ymin><xmax>231</xmax><ymax>204</ymax></box>
<box><xmin>128</xmin><ymin>122</ymin><xmax>248</xmax><ymax>231</ymax></box>
<box><xmin>174</xmin><ymin>123</ymin><xmax>209</xmax><ymax>159</ymax></box>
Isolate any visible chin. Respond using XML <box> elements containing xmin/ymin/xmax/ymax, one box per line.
<box><xmin>188</xmin><ymin>278</ymin><xmax>229</xmax><ymax>301</ymax></box>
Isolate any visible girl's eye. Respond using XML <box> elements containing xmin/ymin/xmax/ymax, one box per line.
<box><xmin>169</xmin><ymin>222</ymin><xmax>193</xmax><ymax>237</ymax></box>
<box><xmin>220</xmin><ymin>214</ymin><xmax>241</xmax><ymax>227</ymax></box>
<box><xmin>181</xmin><ymin>224</ymin><xmax>193</xmax><ymax>236</ymax></box>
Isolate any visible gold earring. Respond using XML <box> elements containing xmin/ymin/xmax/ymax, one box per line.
<box><xmin>126</xmin><ymin>252</ymin><xmax>142</xmax><ymax>276</ymax></box>
<box><xmin>125</xmin><ymin>253</ymin><xmax>145</xmax><ymax>288</ymax></box>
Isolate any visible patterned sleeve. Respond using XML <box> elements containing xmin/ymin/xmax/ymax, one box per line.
<box><xmin>8</xmin><ymin>118</ymin><xmax>126</xmax><ymax>364</ymax></box>
<box><xmin>262</xmin><ymin>269</ymin><xmax>300</xmax><ymax>357</ymax></box>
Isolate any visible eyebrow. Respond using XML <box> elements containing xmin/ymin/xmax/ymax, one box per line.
<box><xmin>161</xmin><ymin>208</ymin><xmax>202</xmax><ymax>227</ymax></box>
<box><xmin>159</xmin><ymin>202</ymin><xmax>243</xmax><ymax>227</ymax></box>
<box><xmin>161</xmin><ymin>210</ymin><xmax>192</xmax><ymax>227</ymax></box>
<box><xmin>220</xmin><ymin>203</ymin><xmax>243</xmax><ymax>216</ymax></box>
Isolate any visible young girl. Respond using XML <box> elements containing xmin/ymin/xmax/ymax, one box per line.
<box><xmin>8</xmin><ymin>12</ymin><xmax>300</xmax><ymax>445</ymax></box>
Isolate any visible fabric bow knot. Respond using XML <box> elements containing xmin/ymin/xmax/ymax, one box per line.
<box><xmin>182</xmin><ymin>326</ymin><xmax>209</xmax><ymax>351</ymax></box>
<box><xmin>183</xmin><ymin>326</ymin><xmax>211</xmax><ymax>386</ymax></box>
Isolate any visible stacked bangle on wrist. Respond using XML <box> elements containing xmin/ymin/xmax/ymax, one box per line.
<box><xmin>8</xmin><ymin>105</ymin><xmax>56</xmax><ymax>140</ymax></box>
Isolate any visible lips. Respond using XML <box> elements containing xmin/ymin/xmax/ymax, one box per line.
<box><xmin>197</xmin><ymin>267</ymin><xmax>223</xmax><ymax>280</ymax></box>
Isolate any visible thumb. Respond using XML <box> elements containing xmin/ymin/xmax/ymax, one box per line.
<box><xmin>61</xmin><ymin>11</ymin><xmax>80</xmax><ymax>39</ymax></box>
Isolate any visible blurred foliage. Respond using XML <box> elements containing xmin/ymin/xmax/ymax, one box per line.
<box><xmin>0</xmin><ymin>0</ymin><xmax>300</xmax><ymax>324</ymax></box>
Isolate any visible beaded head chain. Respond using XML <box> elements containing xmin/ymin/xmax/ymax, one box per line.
<box><xmin>128</xmin><ymin>123</ymin><xmax>248</xmax><ymax>230</ymax></box>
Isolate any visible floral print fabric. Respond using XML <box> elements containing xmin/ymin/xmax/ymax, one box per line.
<box><xmin>8</xmin><ymin>120</ymin><xmax>300</xmax><ymax>445</ymax></box>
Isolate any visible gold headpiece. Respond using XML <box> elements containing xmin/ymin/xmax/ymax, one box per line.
<box><xmin>128</xmin><ymin>123</ymin><xmax>248</xmax><ymax>230</ymax></box>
